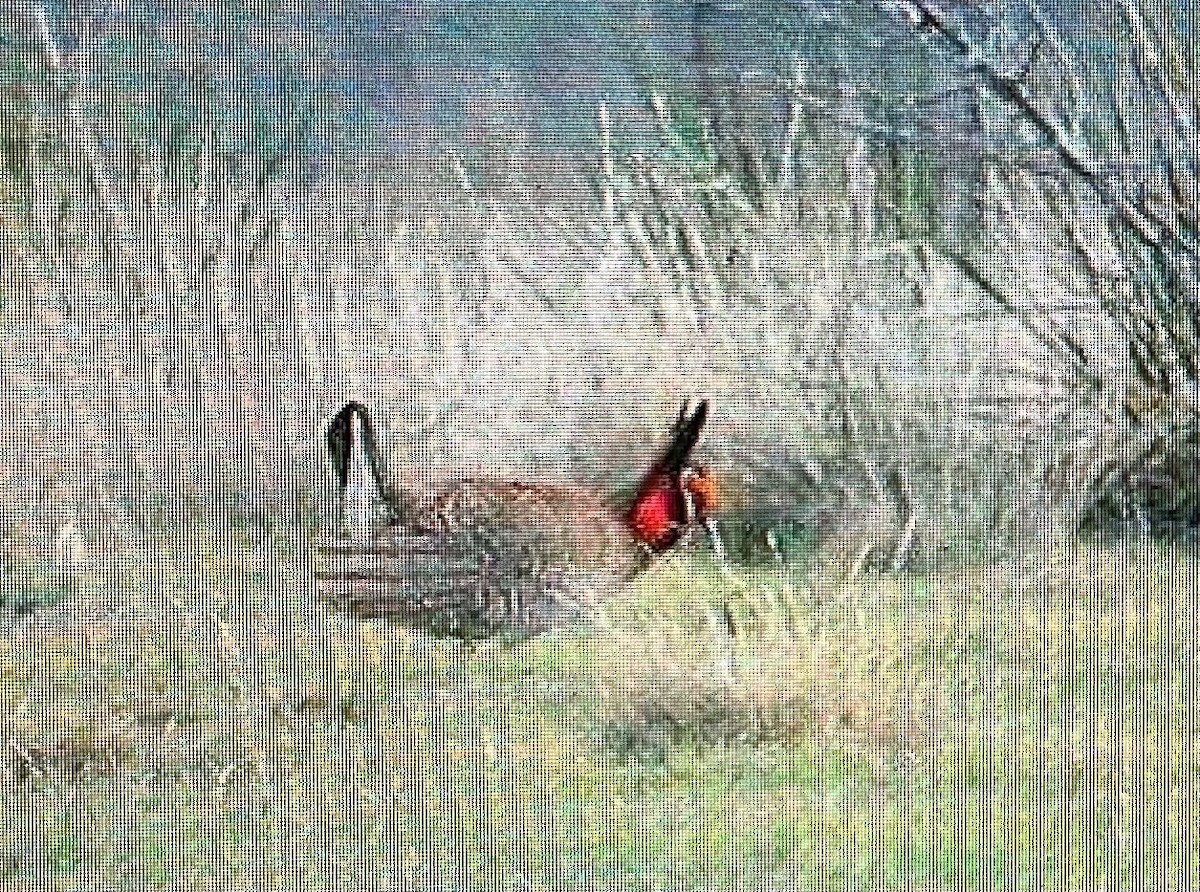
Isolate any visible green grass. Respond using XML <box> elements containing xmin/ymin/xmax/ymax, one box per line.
<box><xmin>0</xmin><ymin>532</ymin><xmax>1196</xmax><ymax>890</ymax></box>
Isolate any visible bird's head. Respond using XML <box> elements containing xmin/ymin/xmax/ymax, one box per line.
<box><xmin>626</xmin><ymin>399</ymin><xmax>722</xmax><ymax>556</ymax></box>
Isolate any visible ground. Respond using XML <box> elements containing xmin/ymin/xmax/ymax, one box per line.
<box><xmin>0</xmin><ymin>531</ymin><xmax>1195</xmax><ymax>891</ymax></box>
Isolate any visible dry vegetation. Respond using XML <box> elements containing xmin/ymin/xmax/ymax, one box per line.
<box><xmin>0</xmin><ymin>1</ymin><xmax>1110</xmax><ymax>582</ymax></box>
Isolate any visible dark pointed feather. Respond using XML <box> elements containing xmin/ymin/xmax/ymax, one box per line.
<box><xmin>659</xmin><ymin>399</ymin><xmax>709</xmax><ymax>475</ymax></box>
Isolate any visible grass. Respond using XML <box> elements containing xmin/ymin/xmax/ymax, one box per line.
<box><xmin>0</xmin><ymin>531</ymin><xmax>1195</xmax><ymax>891</ymax></box>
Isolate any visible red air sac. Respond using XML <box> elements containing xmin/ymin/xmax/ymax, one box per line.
<box><xmin>626</xmin><ymin>475</ymin><xmax>685</xmax><ymax>551</ymax></box>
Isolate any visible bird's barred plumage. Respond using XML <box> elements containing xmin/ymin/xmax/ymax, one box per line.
<box><xmin>315</xmin><ymin>400</ymin><xmax>719</xmax><ymax>640</ymax></box>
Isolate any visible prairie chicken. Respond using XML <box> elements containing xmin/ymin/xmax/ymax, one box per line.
<box><xmin>315</xmin><ymin>400</ymin><xmax>720</xmax><ymax>639</ymax></box>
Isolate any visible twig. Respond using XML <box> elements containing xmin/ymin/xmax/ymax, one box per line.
<box><xmin>891</xmin><ymin>0</ymin><xmax>1196</xmax><ymax>268</ymax></box>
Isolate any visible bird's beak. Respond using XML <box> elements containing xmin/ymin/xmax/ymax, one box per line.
<box><xmin>702</xmin><ymin>517</ymin><xmax>726</xmax><ymax>564</ymax></box>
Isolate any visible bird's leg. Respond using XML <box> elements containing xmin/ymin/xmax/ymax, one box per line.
<box><xmin>702</xmin><ymin>518</ymin><xmax>726</xmax><ymax>564</ymax></box>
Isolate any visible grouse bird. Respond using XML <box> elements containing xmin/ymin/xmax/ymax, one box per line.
<box><xmin>315</xmin><ymin>400</ymin><xmax>720</xmax><ymax>639</ymax></box>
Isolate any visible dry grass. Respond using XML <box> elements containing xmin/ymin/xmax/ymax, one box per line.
<box><xmin>0</xmin><ymin>12</ymin><xmax>1091</xmax><ymax>572</ymax></box>
<box><xmin>589</xmin><ymin>554</ymin><xmax>940</xmax><ymax>751</ymax></box>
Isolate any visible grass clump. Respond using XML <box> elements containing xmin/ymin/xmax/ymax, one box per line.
<box><xmin>584</xmin><ymin>553</ymin><xmax>939</xmax><ymax>754</ymax></box>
